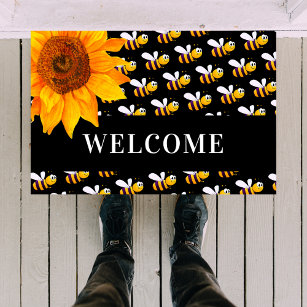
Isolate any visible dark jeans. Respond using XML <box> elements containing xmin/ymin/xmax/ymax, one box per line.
<box><xmin>73</xmin><ymin>244</ymin><xmax>236</xmax><ymax>307</ymax></box>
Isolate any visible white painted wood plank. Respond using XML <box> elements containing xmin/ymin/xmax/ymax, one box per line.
<box><xmin>0</xmin><ymin>39</ymin><xmax>21</xmax><ymax>307</ymax></box>
<box><xmin>50</xmin><ymin>196</ymin><xmax>77</xmax><ymax>307</ymax></box>
<box><xmin>274</xmin><ymin>38</ymin><xmax>302</xmax><ymax>307</ymax></box>
<box><xmin>246</xmin><ymin>195</ymin><xmax>273</xmax><ymax>307</ymax></box>
<box><xmin>77</xmin><ymin>195</ymin><xmax>102</xmax><ymax>293</ymax></box>
<box><xmin>21</xmin><ymin>39</ymin><xmax>49</xmax><ymax>307</ymax></box>
<box><xmin>133</xmin><ymin>195</ymin><xmax>160</xmax><ymax>307</ymax></box>
<box><xmin>217</xmin><ymin>195</ymin><xmax>244</xmax><ymax>307</ymax></box>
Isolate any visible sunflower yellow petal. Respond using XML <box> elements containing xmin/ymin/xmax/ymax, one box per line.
<box><xmin>80</xmin><ymin>31</ymin><xmax>108</xmax><ymax>54</ymax></box>
<box><xmin>31</xmin><ymin>97</ymin><xmax>41</xmax><ymax>122</ymax></box>
<box><xmin>31</xmin><ymin>72</ymin><xmax>44</xmax><ymax>97</ymax></box>
<box><xmin>62</xmin><ymin>92</ymin><xmax>81</xmax><ymax>138</ymax></box>
<box><xmin>86</xmin><ymin>73</ymin><xmax>127</xmax><ymax>101</ymax></box>
<box><xmin>40</xmin><ymin>98</ymin><xmax>64</xmax><ymax>133</ymax></box>
<box><xmin>104</xmin><ymin>68</ymin><xmax>131</xmax><ymax>85</ymax></box>
<box><xmin>31</xmin><ymin>32</ymin><xmax>47</xmax><ymax>63</ymax></box>
<box><xmin>40</xmin><ymin>86</ymin><xmax>64</xmax><ymax>113</ymax></box>
<box><xmin>100</xmin><ymin>38</ymin><xmax>126</xmax><ymax>52</ymax></box>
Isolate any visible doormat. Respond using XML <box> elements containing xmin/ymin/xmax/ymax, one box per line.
<box><xmin>31</xmin><ymin>31</ymin><xmax>276</xmax><ymax>195</ymax></box>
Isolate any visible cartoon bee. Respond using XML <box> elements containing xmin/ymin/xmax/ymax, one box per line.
<box><xmin>271</xmin><ymin>100</ymin><xmax>276</xmax><ymax>115</ymax></box>
<box><xmin>101</xmin><ymin>88</ymin><xmax>125</xmax><ymax>103</ymax></box>
<box><xmin>130</xmin><ymin>78</ymin><xmax>158</xmax><ymax>97</ymax></box>
<box><xmin>99</xmin><ymin>171</ymin><xmax>115</xmax><ymax>178</ymax></box>
<box><xmin>118</xmin><ymin>104</ymin><xmax>146</xmax><ymax>116</ymax></box>
<box><xmin>218</xmin><ymin>171</ymin><xmax>238</xmax><ymax>178</ymax></box>
<box><xmin>217</xmin><ymin>85</ymin><xmax>245</xmax><ymax>104</ymax></box>
<box><xmin>235</xmin><ymin>179</ymin><xmax>264</xmax><ymax>194</ymax></box>
<box><xmin>148</xmin><ymin>172</ymin><xmax>176</xmax><ymax>191</ymax></box>
<box><xmin>174</xmin><ymin>45</ymin><xmax>202</xmax><ymax>64</ymax></box>
<box><xmin>184</xmin><ymin>171</ymin><xmax>209</xmax><ymax>184</ymax></box>
<box><xmin>163</xmin><ymin>71</ymin><xmax>191</xmax><ymax>90</ymax></box>
<box><xmin>268</xmin><ymin>173</ymin><xmax>276</xmax><ymax>191</ymax></box>
<box><xmin>157</xmin><ymin>30</ymin><xmax>181</xmax><ymax>43</ymax></box>
<box><xmin>142</xmin><ymin>51</ymin><xmax>169</xmax><ymax>70</ymax></box>
<box><xmin>116</xmin><ymin>178</ymin><xmax>144</xmax><ymax>194</ymax></box>
<box><xmin>115</xmin><ymin>59</ymin><xmax>137</xmax><ymax>75</ymax></box>
<box><xmin>202</xmin><ymin>185</ymin><xmax>230</xmax><ymax>195</ymax></box>
<box><xmin>205</xmin><ymin>112</ymin><xmax>222</xmax><ymax>116</ymax></box>
<box><xmin>151</xmin><ymin>98</ymin><xmax>179</xmax><ymax>116</ymax></box>
<box><xmin>240</xmin><ymin>31</ymin><xmax>268</xmax><ymax>50</ymax></box>
<box><xmin>228</xmin><ymin>58</ymin><xmax>256</xmax><ymax>77</ymax></box>
<box><xmin>184</xmin><ymin>91</ymin><xmax>212</xmax><ymax>111</ymax></box>
<box><xmin>31</xmin><ymin>171</ymin><xmax>57</xmax><ymax>191</ymax></box>
<box><xmin>83</xmin><ymin>185</ymin><xmax>111</xmax><ymax>195</ymax></box>
<box><xmin>196</xmin><ymin>65</ymin><xmax>224</xmax><ymax>84</ymax></box>
<box><xmin>120</xmin><ymin>31</ymin><xmax>148</xmax><ymax>50</ymax></box>
<box><xmin>190</xmin><ymin>31</ymin><xmax>207</xmax><ymax>37</ymax></box>
<box><xmin>207</xmin><ymin>38</ymin><xmax>235</xmax><ymax>57</ymax></box>
<box><xmin>65</xmin><ymin>171</ymin><xmax>89</xmax><ymax>184</ymax></box>
<box><xmin>261</xmin><ymin>52</ymin><xmax>276</xmax><ymax>71</ymax></box>
<box><xmin>250</xmin><ymin>78</ymin><xmax>276</xmax><ymax>97</ymax></box>
<box><xmin>238</xmin><ymin>105</ymin><xmax>266</xmax><ymax>116</ymax></box>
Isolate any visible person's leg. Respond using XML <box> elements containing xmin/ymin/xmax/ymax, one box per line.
<box><xmin>73</xmin><ymin>195</ymin><xmax>134</xmax><ymax>307</ymax></box>
<box><xmin>170</xmin><ymin>195</ymin><xmax>236</xmax><ymax>307</ymax></box>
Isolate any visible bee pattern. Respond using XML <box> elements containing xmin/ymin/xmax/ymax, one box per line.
<box><xmin>238</xmin><ymin>105</ymin><xmax>266</xmax><ymax>116</ymax></box>
<box><xmin>31</xmin><ymin>171</ymin><xmax>57</xmax><ymax>191</ymax></box>
<box><xmin>261</xmin><ymin>52</ymin><xmax>276</xmax><ymax>71</ymax></box>
<box><xmin>148</xmin><ymin>172</ymin><xmax>176</xmax><ymax>191</ymax></box>
<box><xmin>174</xmin><ymin>45</ymin><xmax>202</xmax><ymax>64</ymax></box>
<box><xmin>65</xmin><ymin>171</ymin><xmax>89</xmax><ymax>184</ymax></box>
<box><xmin>142</xmin><ymin>51</ymin><xmax>169</xmax><ymax>70</ymax></box>
<box><xmin>202</xmin><ymin>185</ymin><xmax>230</xmax><ymax>195</ymax></box>
<box><xmin>240</xmin><ymin>31</ymin><xmax>269</xmax><ymax>50</ymax></box>
<box><xmin>217</xmin><ymin>85</ymin><xmax>245</xmax><ymax>104</ymax></box>
<box><xmin>101</xmin><ymin>88</ymin><xmax>125</xmax><ymax>103</ymax></box>
<box><xmin>228</xmin><ymin>58</ymin><xmax>256</xmax><ymax>77</ymax></box>
<box><xmin>205</xmin><ymin>112</ymin><xmax>222</xmax><ymax>116</ymax></box>
<box><xmin>130</xmin><ymin>78</ymin><xmax>158</xmax><ymax>97</ymax></box>
<box><xmin>99</xmin><ymin>171</ymin><xmax>115</xmax><ymax>178</ymax></box>
<box><xmin>163</xmin><ymin>71</ymin><xmax>191</xmax><ymax>90</ymax></box>
<box><xmin>157</xmin><ymin>30</ymin><xmax>181</xmax><ymax>43</ymax></box>
<box><xmin>271</xmin><ymin>100</ymin><xmax>276</xmax><ymax>115</ymax></box>
<box><xmin>207</xmin><ymin>38</ymin><xmax>235</xmax><ymax>57</ymax></box>
<box><xmin>218</xmin><ymin>171</ymin><xmax>238</xmax><ymax>178</ymax></box>
<box><xmin>118</xmin><ymin>105</ymin><xmax>146</xmax><ymax>116</ymax></box>
<box><xmin>190</xmin><ymin>31</ymin><xmax>207</xmax><ymax>37</ymax></box>
<box><xmin>120</xmin><ymin>31</ymin><xmax>148</xmax><ymax>50</ymax></box>
<box><xmin>116</xmin><ymin>178</ymin><xmax>144</xmax><ymax>194</ymax></box>
<box><xmin>235</xmin><ymin>179</ymin><xmax>264</xmax><ymax>194</ymax></box>
<box><xmin>196</xmin><ymin>65</ymin><xmax>223</xmax><ymax>84</ymax></box>
<box><xmin>83</xmin><ymin>185</ymin><xmax>111</xmax><ymax>195</ymax></box>
<box><xmin>184</xmin><ymin>91</ymin><xmax>212</xmax><ymax>111</ymax></box>
<box><xmin>151</xmin><ymin>98</ymin><xmax>179</xmax><ymax>116</ymax></box>
<box><xmin>115</xmin><ymin>59</ymin><xmax>137</xmax><ymax>75</ymax></box>
<box><xmin>268</xmin><ymin>173</ymin><xmax>276</xmax><ymax>191</ymax></box>
<box><xmin>250</xmin><ymin>78</ymin><xmax>276</xmax><ymax>97</ymax></box>
<box><xmin>184</xmin><ymin>171</ymin><xmax>209</xmax><ymax>184</ymax></box>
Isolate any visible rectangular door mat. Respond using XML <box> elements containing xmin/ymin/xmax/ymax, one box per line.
<box><xmin>31</xmin><ymin>31</ymin><xmax>276</xmax><ymax>195</ymax></box>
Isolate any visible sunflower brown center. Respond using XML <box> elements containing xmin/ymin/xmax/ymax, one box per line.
<box><xmin>37</xmin><ymin>36</ymin><xmax>90</xmax><ymax>95</ymax></box>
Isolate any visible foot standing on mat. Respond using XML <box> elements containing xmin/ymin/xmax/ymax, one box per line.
<box><xmin>73</xmin><ymin>195</ymin><xmax>236</xmax><ymax>307</ymax></box>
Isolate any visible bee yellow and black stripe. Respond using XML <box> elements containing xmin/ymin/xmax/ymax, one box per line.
<box><xmin>254</xmin><ymin>87</ymin><xmax>269</xmax><ymax>97</ymax></box>
<box><xmin>186</xmin><ymin>174</ymin><xmax>202</xmax><ymax>184</ymax></box>
<box><xmin>33</xmin><ymin>180</ymin><xmax>48</xmax><ymax>190</ymax></box>
<box><xmin>99</xmin><ymin>171</ymin><xmax>115</xmax><ymax>177</ymax></box>
<box><xmin>66</xmin><ymin>173</ymin><xmax>81</xmax><ymax>184</ymax></box>
<box><xmin>153</xmin><ymin>180</ymin><xmax>168</xmax><ymax>191</ymax></box>
<box><xmin>134</xmin><ymin>86</ymin><xmax>149</xmax><ymax>97</ymax></box>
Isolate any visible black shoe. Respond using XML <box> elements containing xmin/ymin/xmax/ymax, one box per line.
<box><xmin>172</xmin><ymin>195</ymin><xmax>208</xmax><ymax>251</ymax></box>
<box><xmin>99</xmin><ymin>195</ymin><xmax>132</xmax><ymax>255</ymax></box>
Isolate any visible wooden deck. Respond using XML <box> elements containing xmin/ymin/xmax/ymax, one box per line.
<box><xmin>0</xmin><ymin>38</ymin><xmax>305</xmax><ymax>307</ymax></box>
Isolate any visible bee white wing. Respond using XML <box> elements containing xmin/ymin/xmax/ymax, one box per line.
<box><xmin>174</xmin><ymin>46</ymin><xmax>188</xmax><ymax>54</ymax></box>
<box><xmin>151</xmin><ymin>99</ymin><xmax>164</xmax><ymax>108</ymax></box>
<box><xmin>250</xmin><ymin>79</ymin><xmax>263</xmax><ymax>88</ymax></box>
<box><xmin>261</xmin><ymin>78</ymin><xmax>267</xmax><ymax>87</ymax></box>
<box><xmin>116</xmin><ymin>180</ymin><xmax>130</xmax><ymax>188</ymax></box>
<box><xmin>271</xmin><ymin>100</ymin><xmax>276</xmax><ymax>107</ymax></box>
<box><xmin>217</xmin><ymin>112</ymin><xmax>222</xmax><ymax>116</ymax></box>
<box><xmin>31</xmin><ymin>172</ymin><xmax>42</xmax><ymax>181</ymax></box>
<box><xmin>219</xmin><ymin>38</ymin><xmax>224</xmax><ymax>46</ymax></box>
<box><xmin>217</xmin><ymin>86</ymin><xmax>230</xmax><ymax>95</ymax></box>
<box><xmin>174</xmin><ymin>71</ymin><xmax>179</xmax><ymax>79</ymax></box>
<box><xmin>202</xmin><ymin>187</ymin><xmax>216</xmax><ymax>194</ymax></box>
<box><xmin>228</xmin><ymin>59</ymin><xmax>241</xmax><ymax>68</ymax></box>
<box><xmin>207</xmin><ymin>39</ymin><xmax>220</xmax><ymax>48</ymax></box>
<box><xmin>156</xmin><ymin>30</ymin><xmax>168</xmax><ymax>34</ymax></box>
<box><xmin>268</xmin><ymin>174</ymin><xmax>276</xmax><ymax>181</ymax></box>
<box><xmin>163</xmin><ymin>73</ymin><xmax>176</xmax><ymax>81</ymax></box>
<box><xmin>240</xmin><ymin>58</ymin><xmax>245</xmax><ymax>66</ymax></box>
<box><xmin>132</xmin><ymin>31</ymin><xmax>137</xmax><ymax>39</ymax></box>
<box><xmin>160</xmin><ymin>172</ymin><xmax>166</xmax><ymax>180</ymax></box>
<box><xmin>142</xmin><ymin>52</ymin><xmax>155</xmax><ymax>61</ymax></box>
<box><xmin>247</xmin><ymin>179</ymin><xmax>253</xmax><ymax>187</ymax></box>
<box><xmin>238</xmin><ymin>106</ymin><xmax>251</xmax><ymax>115</ymax></box>
<box><xmin>184</xmin><ymin>93</ymin><xmax>197</xmax><ymax>101</ymax></box>
<box><xmin>149</xmin><ymin>173</ymin><xmax>162</xmax><ymax>181</ymax></box>
<box><xmin>130</xmin><ymin>105</ymin><xmax>135</xmax><ymax>113</ymax></box>
<box><xmin>186</xmin><ymin>44</ymin><xmax>191</xmax><ymax>53</ymax></box>
<box><xmin>83</xmin><ymin>186</ymin><xmax>97</xmax><ymax>194</ymax></box>
<box><xmin>127</xmin><ymin>178</ymin><xmax>133</xmax><ymax>187</ymax></box>
<box><xmin>207</xmin><ymin>65</ymin><xmax>212</xmax><ymax>73</ymax></box>
<box><xmin>228</xmin><ymin>85</ymin><xmax>234</xmax><ymax>93</ymax></box>
<box><xmin>183</xmin><ymin>171</ymin><xmax>197</xmax><ymax>175</ymax></box>
<box><xmin>214</xmin><ymin>185</ymin><xmax>220</xmax><ymax>194</ymax></box>
<box><xmin>236</xmin><ymin>180</ymin><xmax>249</xmax><ymax>188</ymax></box>
<box><xmin>162</xmin><ymin>98</ymin><xmax>168</xmax><ymax>106</ymax></box>
<box><xmin>196</xmin><ymin>66</ymin><xmax>208</xmax><ymax>74</ymax></box>
<box><xmin>130</xmin><ymin>79</ymin><xmax>143</xmax><ymax>88</ymax></box>
<box><xmin>240</xmin><ymin>32</ymin><xmax>253</xmax><ymax>41</ymax></box>
<box><xmin>252</xmin><ymin>31</ymin><xmax>257</xmax><ymax>39</ymax></box>
<box><xmin>40</xmin><ymin>171</ymin><xmax>46</xmax><ymax>180</ymax></box>
<box><xmin>196</xmin><ymin>92</ymin><xmax>200</xmax><ymax>100</ymax></box>
<box><xmin>153</xmin><ymin>51</ymin><xmax>158</xmax><ymax>59</ymax></box>
<box><xmin>250</xmin><ymin>105</ymin><xmax>254</xmax><ymax>114</ymax></box>
<box><xmin>94</xmin><ymin>185</ymin><xmax>100</xmax><ymax>193</ymax></box>
<box><xmin>142</xmin><ymin>78</ymin><xmax>147</xmax><ymax>86</ymax></box>
<box><xmin>120</xmin><ymin>32</ymin><xmax>134</xmax><ymax>40</ymax></box>
<box><xmin>273</xmin><ymin>52</ymin><xmax>276</xmax><ymax>59</ymax></box>
<box><xmin>261</xmin><ymin>53</ymin><xmax>275</xmax><ymax>61</ymax></box>
<box><xmin>205</xmin><ymin>113</ymin><xmax>214</xmax><ymax>116</ymax></box>
<box><xmin>118</xmin><ymin>106</ymin><xmax>132</xmax><ymax>115</ymax></box>
<box><xmin>64</xmin><ymin>171</ymin><xmax>76</xmax><ymax>174</ymax></box>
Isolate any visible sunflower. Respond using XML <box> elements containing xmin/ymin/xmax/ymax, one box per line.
<box><xmin>31</xmin><ymin>31</ymin><xmax>130</xmax><ymax>138</ymax></box>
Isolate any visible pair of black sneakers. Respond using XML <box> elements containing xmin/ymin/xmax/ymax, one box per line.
<box><xmin>100</xmin><ymin>195</ymin><xmax>208</xmax><ymax>254</ymax></box>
